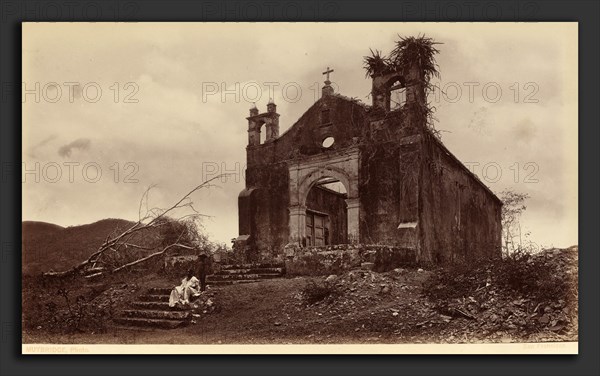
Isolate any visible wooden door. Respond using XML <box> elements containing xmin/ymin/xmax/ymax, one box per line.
<box><xmin>306</xmin><ymin>212</ymin><xmax>328</xmax><ymax>246</ymax></box>
<box><xmin>314</xmin><ymin>215</ymin><xmax>325</xmax><ymax>246</ymax></box>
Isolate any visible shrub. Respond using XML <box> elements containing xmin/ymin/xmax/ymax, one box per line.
<box><xmin>422</xmin><ymin>257</ymin><xmax>489</xmax><ymax>301</ymax></box>
<box><xmin>22</xmin><ymin>274</ymin><xmax>114</xmax><ymax>334</ymax></box>
<box><xmin>423</xmin><ymin>250</ymin><xmax>573</xmax><ymax>305</ymax></box>
<box><xmin>495</xmin><ymin>250</ymin><xmax>569</xmax><ymax>302</ymax></box>
<box><xmin>301</xmin><ymin>279</ymin><xmax>339</xmax><ymax>305</ymax></box>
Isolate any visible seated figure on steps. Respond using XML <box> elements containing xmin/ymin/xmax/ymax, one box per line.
<box><xmin>169</xmin><ymin>269</ymin><xmax>201</xmax><ymax>308</ymax></box>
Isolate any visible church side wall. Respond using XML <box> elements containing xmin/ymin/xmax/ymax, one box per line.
<box><xmin>358</xmin><ymin>110</ymin><xmax>422</xmax><ymax>250</ymax></box>
<box><xmin>419</xmin><ymin>132</ymin><xmax>502</xmax><ymax>263</ymax></box>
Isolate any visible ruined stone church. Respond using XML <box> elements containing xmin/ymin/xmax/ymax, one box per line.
<box><xmin>236</xmin><ymin>48</ymin><xmax>502</xmax><ymax>265</ymax></box>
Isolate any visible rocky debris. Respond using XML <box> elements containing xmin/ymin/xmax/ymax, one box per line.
<box><xmin>325</xmin><ymin>275</ymin><xmax>338</xmax><ymax>284</ymax></box>
<box><xmin>189</xmin><ymin>291</ymin><xmax>220</xmax><ymax>315</ymax></box>
<box><xmin>287</xmin><ymin>267</ymin><xmax>444</xmax><ymax>335</ymax></box>
<box><xmin>424</xmin><ymin>247</ymin><xmax>578</xmax><ymax>342</ymax></box>
<box><xmin>279</xmin><ymin>247</ymin><xmax>577</xmax><ymax>343</ymax></box>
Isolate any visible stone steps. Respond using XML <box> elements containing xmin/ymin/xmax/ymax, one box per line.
<box><xmin>207</xmin><ymin>262</ymin><xmax>285</xmax><ymax>285</ymax></box>
<box><xmin>148</xmin><ymin>287</ymin><xmax>173</xmax><ymax>295</ymax></box>
<box><xmin>138</xmin><ymin>294</ymin><xmax>170</xmax><ymax>302</ymax></box>
<box><xmin>112</xmin><ymin>263</ymin><xmax>286</xmax><ymax>330</ymax></box>
<box><xmin>113</xmin><ymin>288</ymin><xmax>191</xmax><ymax>330</ymax></box>
<box><xmin>131</xmin><ymin>301</ymin><xmax>173</xmax><ymax>310</ymax></box>
<box><xmin>220</xmin><ymin>262</ymin><xmax>284</xmax><ymax>270</ymax></box>
<box><xmin>215</xmin><ymin>267</ymin><xmax>285</xmax><ymax>275</ymax></box>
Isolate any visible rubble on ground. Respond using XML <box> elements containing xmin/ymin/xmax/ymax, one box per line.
<box><xmin>190</xmin><ymin>290</ymin><xmax>220</xmax><ymax>316</ymax></box>
<box><xmin>290</xmin><ymin>267</ymin><xmax>451</xmax><ymax>335</ymax></box>
<box><xmin>288</xmin><ymin>247</ymin><xmax>577</xmax><ymax>343</ymax></box>
<box><xmin>424</xmin><ymin>247</ymin><xmax>578</xmax><ymax>342</ymax></box>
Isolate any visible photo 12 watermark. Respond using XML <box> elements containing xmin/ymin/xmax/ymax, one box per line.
<box><xmin>431</xmin><ymin>81</ymin><xmax>540</xmax><ymax>104</ymax></box>
<box><xmin>199</xmin><ymin>80</ymin><xmax>540</xmax><ymax>105</ymax></box>
<box><xmin>201</xmin><ymin>80</ymin><xmax>340</xmax><ymax>104</ymax></box>
<box><xmin>21</xmin><ymin>82</ymin><xmax>140</xmax><ymax>104</ymax></box>
<box><xmin>200</xmin><ymin>160</ymin><xmax>540</xmax><ymax>185</ymax></box>
<box><xmin>464</xmin><ymin>161</ymin><xmax>540</xmax><ymax>184</ymax></box>
<box><xmin>21</xmin><ymin>162</ymin><xmax>140</xmax><ymax>184</ymax></box>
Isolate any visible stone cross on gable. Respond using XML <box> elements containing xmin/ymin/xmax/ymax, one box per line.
<box><xmin>322</xmin><ymin>66</ymin><xmax>334</xmax><ymax>82</ymax></box>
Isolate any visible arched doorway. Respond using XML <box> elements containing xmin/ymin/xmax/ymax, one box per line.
<box><xmin>304</xmin><ymin>177</ymin><xmax>348</xmax><ymax>246</ymax></box>
<box><xmin>288</xmin><ymin>152</ymin><xmax>360</xmax><ymax>246</ymax></box>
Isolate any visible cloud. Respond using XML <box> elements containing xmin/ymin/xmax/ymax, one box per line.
<box><xmin>58</xmin><ymin>138</ymin><xmax>91</xmax><ymax>158</ymax></box>
<box><xmin>27</xmin><ymin>134</ymin><xmax>57</xmax><ymax>158</ymax></box>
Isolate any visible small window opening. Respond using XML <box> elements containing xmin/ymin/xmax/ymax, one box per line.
<box><xmin>322</xmin><ymin>137</ymin><xmax>335</xmax><ymax>148</ymax></box>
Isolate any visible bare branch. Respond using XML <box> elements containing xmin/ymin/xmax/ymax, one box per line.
<box><xmin>43</xmin><ymin>174</ymin><xmax>233</xmax><ymax>278</ymax></box>
<box><xmin>109</xmin><ymin>230</ymin><xmax>192</xmax><ymax>274</ymax></box>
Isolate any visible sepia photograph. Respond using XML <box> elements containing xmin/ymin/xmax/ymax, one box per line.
<box><xmin>21</xmin><ymin>22</ymin><xmax>578</xmax><ymax>354</ymax></box>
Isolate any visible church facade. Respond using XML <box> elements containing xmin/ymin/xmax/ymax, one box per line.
<box><xmin>236</xmin><ymin>61</ymin><xmax>502</xmax><ymax>264</ymax></box>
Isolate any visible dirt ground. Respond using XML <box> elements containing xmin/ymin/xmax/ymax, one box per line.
<box><xmin>22</xmin><ymin>262</ymin><xmax>578</xmax><ymax>345</ymax></box>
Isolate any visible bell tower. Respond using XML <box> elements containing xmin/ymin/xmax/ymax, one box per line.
<box><xmin>246</xmin><ymin>99</ymin><xmax>280</xmax><ymax>147</ymax></box>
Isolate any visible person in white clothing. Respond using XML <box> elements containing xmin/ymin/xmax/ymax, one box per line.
<box><xmin>169</xmin><ymin>269</ymin><xmax>200</xmax><ymax>308</ymax></box>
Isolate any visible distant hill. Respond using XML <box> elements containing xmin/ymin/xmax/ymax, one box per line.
<box><xmin>22</xmin><ymin>219</ymin><xmax>164</xmax><ymax>275</ymax></box>
<box><xmin>22</xmin><ymin>221</ymin><xmax>64</xmax><ymax>239</ymax></box>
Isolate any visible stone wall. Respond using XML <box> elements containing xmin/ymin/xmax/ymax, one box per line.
<box><xmin>239</xmin><ymin>95</ymin><xmax>369</xmax><ymax>260</ymax></box>
<box><xmin>357</xmin><ymin>109</ymin><xmax>422</xmax><ymax>249</ymax></box>
<box><xmin>163</xmin><ymin>255</ymin><xmax>214</xmax><ymax>277</ymax></box>
<box><xmin>419</xmin><ymin>131</ymin><xmax>502</xmax><ymax>263</ymax></box>
<box><xmin>284</xmin><ymin>244</ymin><xmax>416</xmax><ymax>276</ymax></box>
<box><xmin>241</xmin><ymin>162</ymin><xmax>290</xmax><ymax>261</ymax></box>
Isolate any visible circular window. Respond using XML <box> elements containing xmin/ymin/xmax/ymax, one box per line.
<box><xmin>322</xmin><ymin>137</ymin><xmax>335</xmax><ymax>148</ymax></box>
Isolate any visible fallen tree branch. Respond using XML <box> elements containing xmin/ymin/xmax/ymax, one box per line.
<box><xmin>43</xmin><ymin>174</ymin><xmax>232</xmax><ymax>278</ymax></box>
<box><xmin>453</xmin><ymin>307</ymin><xmax>477</xmax><ymax>320</ymax></box>
<box><xmin>111</xmin><ymin>243</ymin><xmax>194</xmax><ymax>274</ymax></box>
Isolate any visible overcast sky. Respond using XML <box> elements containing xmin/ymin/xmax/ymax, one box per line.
<box><xmin>22</xmin><ymin>22</ymin><xmax>577</xmax><ymax>248</ymax></box>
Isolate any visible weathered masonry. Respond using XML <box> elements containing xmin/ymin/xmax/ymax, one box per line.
<box><xmin>236</xmin><ymin>57</ymin><xmax>502</xmax><ymax>265</ymax></box>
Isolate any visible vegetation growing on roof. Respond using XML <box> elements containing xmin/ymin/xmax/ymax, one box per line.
<box><xmin>363</xmin><ymin>35</ymin><xmax>441</xmax><ymax>81</ymax></box>
<box><xmin>363</xmin><ymin>48</ymin><xmax>393</xmax><ymax>78</ymax></box>
<box><xmin>389</xmin><ymin>35</ymin><xmax>441</xmax><ymax>82</ymax></box>
<box><xmin>363</xmin><ymin>35</ymin><xmax>442</xmax><ymax>138</ymax></box>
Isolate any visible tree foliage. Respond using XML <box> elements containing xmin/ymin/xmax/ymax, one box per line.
<box><xmin>499</xmin><ymin>189</ymin><xmax>531</xmax><ymax>255</ymax></box>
